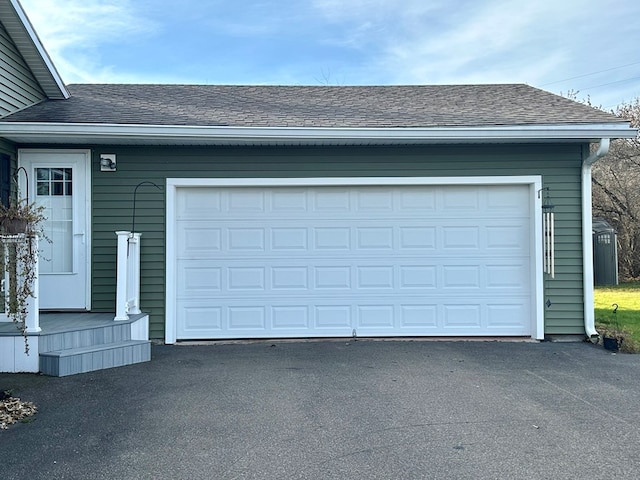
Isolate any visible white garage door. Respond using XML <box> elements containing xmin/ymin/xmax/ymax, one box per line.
<box><xmin>173</xmin><ymin>183</ymin><xmax>533</xmax><ymax>339</ymax></box>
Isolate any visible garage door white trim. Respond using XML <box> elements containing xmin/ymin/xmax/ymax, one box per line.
<box><xmin>165</xmin><ymin>176</ymin><xmax>543</xmax><ymax>343</ymax></box>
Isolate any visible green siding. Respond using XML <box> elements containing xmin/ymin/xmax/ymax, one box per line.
<box><xmin>0</xmin><ymin>138</ymin><xmax>16</xmax><ymax>157</ymax></box>
<box><xmin>84</xmin><ymin>143</ymin><xmax>588</xmax><ymax>339</ymax></box>
<box><xmin>0</xmin><ymin>23</ymin><xmax>46</xmax><ymax>117</ymax></box>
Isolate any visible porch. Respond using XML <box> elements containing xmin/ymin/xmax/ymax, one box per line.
<box><xmin>0</xmin><ymin>312</ymin><xmax>151</xmax><ymax>376</ymax></box>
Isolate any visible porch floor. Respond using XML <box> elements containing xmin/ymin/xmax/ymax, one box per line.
<box><xmin>0</xmin><ymin>312</ymin><xmax>145</xmax><ymax>336</ymax></box>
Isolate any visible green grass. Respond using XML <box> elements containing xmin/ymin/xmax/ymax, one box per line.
<box><xmin>594</xmin><ymin>282</ymin><xmax>640</xmax><ymax>352</ymax></box>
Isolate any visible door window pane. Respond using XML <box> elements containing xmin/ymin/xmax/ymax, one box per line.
<box><xmin>35</xmin><ymin>168</ymin><xmax>73</xmax><ymax>273</ymax></box>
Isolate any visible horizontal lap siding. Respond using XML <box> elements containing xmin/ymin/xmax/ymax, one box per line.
<box><xmin>89</xmin><ymin>144</ymin><xmax>586</xmax><ymax>339</ymax></box>
<box><xmin>0</xmin><ymin>24</ymin><xmax>46</xmax><ymax>116</ymax></box>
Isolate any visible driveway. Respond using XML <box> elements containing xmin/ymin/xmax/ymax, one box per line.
<box><xmin>1</xmin><ymin>340</ymin><xmax>639</xmax><ymax>479</ymax></box>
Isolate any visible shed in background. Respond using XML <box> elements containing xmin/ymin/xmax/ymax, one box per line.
<box><xmin>593</xmin><ymin>218</ymin><xmax>618</xmax><ymax>286</ymax></box>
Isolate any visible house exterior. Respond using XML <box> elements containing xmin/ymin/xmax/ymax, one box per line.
<box><xmin>0</xmin><ymin>0</ymin><xmax>637</xmax><ymax>361</ymax></box>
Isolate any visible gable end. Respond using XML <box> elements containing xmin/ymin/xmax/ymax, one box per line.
<box><xmin>0</xmin><ymin>20</ymin><xmax>46</xmax><ymax>117</ymax></box>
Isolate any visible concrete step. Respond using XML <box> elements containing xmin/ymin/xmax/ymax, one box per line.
<box><xmin>38</xmin><ymin>323</ymin><xmax>132</xmax><ymax>353</ymax></box>
<box><xmin>39</xmin><ymin>340</ymin><xmax>151</xmax><ymax>377</ymax></box>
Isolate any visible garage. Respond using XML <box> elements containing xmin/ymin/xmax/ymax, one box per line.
<box><xmin>167</xmin><ymin>177</ymin><xmax>539</xmax><ymax>341</ymax></box>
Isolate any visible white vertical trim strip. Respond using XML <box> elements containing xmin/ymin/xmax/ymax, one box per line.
<box><xmin>532</xmin><ymin>178</ymin><xmax>544</xmax><ymax>340</ymax></box>
<box><xmin>165</xmin><ymin>180</ymin><xmax>177</xmax><ymax>344</ymax></box>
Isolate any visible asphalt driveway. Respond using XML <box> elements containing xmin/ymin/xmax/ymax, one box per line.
<box><xmin>1</xmin><ymin>340</ymin><xmax>639</xmax><ymax>479</ymax></box>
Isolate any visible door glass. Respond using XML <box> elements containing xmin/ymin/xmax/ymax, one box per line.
<box><xmin>35</xmin><ymin>167</ymin><xmax>73</xmax><ymax>273</ymax></box>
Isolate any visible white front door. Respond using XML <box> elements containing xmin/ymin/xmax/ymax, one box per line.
<box><xmin>19</xmin><ymin>150</ymin><xmax>90</xmax><ymax>310</ymax></box>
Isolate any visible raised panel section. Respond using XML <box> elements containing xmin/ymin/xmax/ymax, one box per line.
<box><xmin>271</xmin><ymin>190</ymin><xmax>307</xmax><ymax>211</ymax></box>
<box><xmin>400</xmin><ymin>305</ymin><xmax>438</xmax><ymax>327</ymax></box>
<box><xmin>400</xmin><ymin>227</ymin><xmax>436</xmax><ymax>249</ymax></box>
<box><xmin>273</xmin><ymin>306</ymin><xmax>309</xmax><ymax>329</ymax></box>
<box><xmin>315</xmin><ymin>266</ymin><xmax>351</xmax><ymax>289</ymax></box>
<box><xmin>357</xmin><ymin>266</ymin><xmax>394</xmax><ymax>289</ymax></box>
<box><xmin>443</xmin><ymin>227</ymin><xmax>480</xmax><ymax>249</ymax></box>
<box><xmin>356</xmin><ymin>191</ymin><xmax>393</xmax><ymax>210</ymax></box>
<box><xmin>180</xmin><ymin>266</ymin><xmax>222</xmax><ymax>294</ymax></box>
<box><xmin>179</xmin><ymin>227</ymin><xmax>222</xmax><ymax>256</ymax></box>
<box><xmin>487</xmin><ymin>304</ymin><xmax>528</xmax><ymax>328</ymax></box>
<box><xmin>228</xmin><ymin>307</ymin><xmax>266</xmax><ymax>329</ymax></box>
<box><xmin>315</xmin><ymin>306</ymin><xmax>351</xmax><ymax>328</ymax></box>
<box><xmin>486</xmin><ymin>265</ymin><xmax>527</xmax><ymax>289</ymax></box>
<box><xmin>444</xmin><ymin>305</ymin><xmax>481</xmax><ymax>327</ymax></box>
<box><xmin>179</xmin><ymin>307</ymin><xmax>222</xmax><ymax>332</ymax></box>
<box><xmin>443</xmin><ymin>266</ymin><xmax>480</xmax><ymax>288</ymax></box>
<box><xmin>272</xmin><ymin>228</ymin><xmax>307</xmax><ymax>250</ymax></box>
<box><xmin>314</xmin><ymin>190</ymin><xmax>350</xmax><ymax>211</ymax></box>
<box><xmin>357</xmin><ymin>305</ymin><xmax>394</xmax><ymax>327</ymax></box>
<box><xmin>272</xmin><ymin>267</ymin><xmax>308</xmax><ymax>289</ymax></box>
<box><xmin>228</xmin><ymin>228</ymin><xmax>265</xmax><ymax>251</ymax></box>
<box><xmin>400</xmin><ymin>266</ymin><xmax>437</xmax><ymax>288</ymax></box>
<box><xmin>177</xmin><ymin>188</ymin><xmax>222</xmax><ymax>218</ymax></box>
<box><xmin>228</xmin><ymin>191</ymin><xmax>265</xmax><ymax>212</ymax></box>
<box><xmin>314</xmin><ymin>227</ymin><xmax>350</xmax><ymax>249</ymax></box>
<box><xmin>357</xmin><ymin>227</ymin><xmax>393</xmax><ymax>249</ymax></box>
<box><xmin>228</xmin><ymin>268</ymin><xmax>265</xmax><ymax>290</ymax></box>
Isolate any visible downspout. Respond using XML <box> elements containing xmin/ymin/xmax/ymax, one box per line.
<box><xmin>582</xmin><ymin>138</ymin><xmax>610</xmax><ymax>341</ymax></box>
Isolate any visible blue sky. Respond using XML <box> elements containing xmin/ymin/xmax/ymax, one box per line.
<box><xmin>20</xmin><ymin>0</ymin><xmax>640</xmax><ymax>110</ymax></box>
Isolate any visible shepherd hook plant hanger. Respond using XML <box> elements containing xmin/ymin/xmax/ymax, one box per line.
<box><xmin>13</xmin><ymin>166</ymin><xmax>29</xmax><ymax>202</ymax></box>
<box><xmin>131</xmin><ymin>181</ymin><xmax>162</xmax><ymax>235</ymax></box>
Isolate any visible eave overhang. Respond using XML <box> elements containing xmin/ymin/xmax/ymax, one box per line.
<box><xmin>0</xmin><ymin>122</ymin><xmax>636</xmax><ymax>146</ymax></box>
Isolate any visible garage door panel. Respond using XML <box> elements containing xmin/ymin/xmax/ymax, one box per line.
<box><xmin>174</xmin><ymin>184</ymin><xmax>533</xmax><ymax>339</ymax></box>
<box><xmin>177</xmin><ymin>222</ymin><xmax>529</xmax><ymax>256</ymax></box>
<box><xmin>177</xmin><ymin>297</ymin><xmax>532</xmax><ymax>338</ymax></box>
<box><xmin>177</xmin><ymin>259</ymin><xmax>530</xmax><ymax>297</ymax></box>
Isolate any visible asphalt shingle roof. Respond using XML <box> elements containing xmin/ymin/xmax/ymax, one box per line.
<box><xmin>1</xmin><ymin>83</ymin><xmax>624</xmax><ymax>128</ymax></box>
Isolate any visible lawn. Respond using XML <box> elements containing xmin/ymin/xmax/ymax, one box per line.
<box><xmin>594</xmin><ymin>281</ymin><xmax>640</xmax><ymax>352</ymax></box>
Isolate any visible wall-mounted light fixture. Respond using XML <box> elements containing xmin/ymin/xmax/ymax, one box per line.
<box><xmin>100</xmin><ymin>154</ymin><xmax>117</xmax><ymax>172</ymax></box>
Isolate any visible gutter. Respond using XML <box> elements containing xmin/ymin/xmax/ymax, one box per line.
<box><xmin>582</xmin><ymin>138</ymin><xmax>610</xmax><ymax>341</ymax></box>
<box><xmin>0</xmin><ymin>122</ymin><xmax>636</xmax><ymax>146</ymax></box>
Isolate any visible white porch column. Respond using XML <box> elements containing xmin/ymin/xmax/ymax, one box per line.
<box><xmin>127</xmin><ymin>233</ymin><xmax>142</xmax><ymax>315</ymax></box>
<box><xmin>24</xmin><ymin>235</ymin><xmax>40</xmax><ymax>333</ymax></box>
<box><xmin>115</xmin><ymin>231</ymin><xmax>130</xmax><ymax>321</ymax></box>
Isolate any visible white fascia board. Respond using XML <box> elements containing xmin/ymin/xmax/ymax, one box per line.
<box><xmin>0</xmin><ymin>122</ymin><xmax>636</xmax><ymax>144</ymax></box>
<box><xmin>9</xmin><ymin>0</ymin><xmax>69</xmax><ymax>99</ymax></box>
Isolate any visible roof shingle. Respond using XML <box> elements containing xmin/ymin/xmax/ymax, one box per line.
<box><xmin>1</xmin><ymin>83</ymin><xmax>624</xmax><ymax>128</ymax></box>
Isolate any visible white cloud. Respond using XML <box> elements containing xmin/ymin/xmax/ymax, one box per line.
<box><xmin>12</xmin><ymin>0</ymin><xmax>640</xmax><ymax>107</ymax></box>
<box><xmin>19</xmin><ymin>0</ymin><xmax>158</xmax><ymax>83</ymax></box>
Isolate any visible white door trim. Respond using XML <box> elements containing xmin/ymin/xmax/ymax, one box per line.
<box><xmin>17</xmin><ymin>148</ymin><xmax>92</xmax><ymax>310</ymax></box>
<box><xmin>165</xmin><ymin>176</ymin><xmax>543</xmax><ymax>343</ymax></box>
